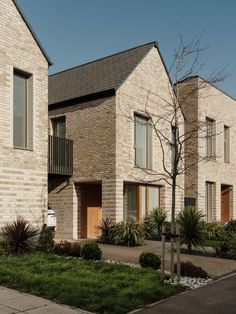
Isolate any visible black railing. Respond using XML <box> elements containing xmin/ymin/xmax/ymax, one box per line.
<box><xmin>48</xmin><ymin>135</ymin><xmax>73</xmax><ymax>176</ymax></box>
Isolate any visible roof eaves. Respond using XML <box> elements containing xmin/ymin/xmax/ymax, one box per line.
<box><xmin>12</xmin><ymin>0</ymin><xmax>53</xmax><ymax>66</ymax></box>
<box><xmin>49</xmin><ymin>89</ymin><xmax>116</xmax><ymax>109</ymax></box>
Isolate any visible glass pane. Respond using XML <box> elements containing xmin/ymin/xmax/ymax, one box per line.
<box><xmin>124</xmin><ymin>185</ymin><xmax>137</xmax><ymax>221</ymax></box>
<box><xmin>140</xmin><ymin>186</ymin><xmax>146</xmax><ymax>219</ymax></box>
<box><xmin>135</xmin><ymin>116</ymin><xmax>147</xmax><ymax>168</ymax></box>
<box><xmin>13</xmin><ymin>72</ymin><xmax>27</xmax><ymax>148</ymax></box>
<box><xmin>148</xmin><ymin>187</ymin><xmax>159</xmax><ymax>214</ymax></box>
<box><xmin>53</xmin><ymin>117</ymin><xmax>66</xmax><ymax>138</ymax></box>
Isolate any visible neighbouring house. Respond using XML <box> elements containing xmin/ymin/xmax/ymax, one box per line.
<box><xmin>179</xmin><ymin>76</ymin><xmax>236</xmax><ymax>223</ymax></box>
<box><xmin>0</xmin><ymin>0</ymin><xmax>52</xmax><ymax>227</ymax></box>
<box><xmin>48</xmin><ymin>42</ymin><xmax>185</xmax><ymax>239</ymax></box>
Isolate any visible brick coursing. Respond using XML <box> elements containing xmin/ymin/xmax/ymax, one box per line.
<box><xmin>49</xmin><ymin>47</ymin><xmax>185</xmax><ymax>239</ymax></box>
<box><xmin>0</xmin><ymin>0</ymin><xmax>48</xmax><ymax>228</ymax></box>
<box><xmin>180</xmin><ymin>77</ymin><xmax>236</xmax><ymax>221</ymax></box>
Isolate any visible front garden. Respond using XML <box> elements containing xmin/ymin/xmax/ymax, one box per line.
<box><xmin>0</xmin><ymin>217</ymin><xmax>183</xmax><ymax>314</ymax></box>
<box><xmin>0</xmin><ymin>207</ymin><xmax>235</xmax><ymax>313</ymax></box>
<box><xmin>0</xmin><ymin>253</ymin><xmax>182</xmax><ymax>314</ymax></box>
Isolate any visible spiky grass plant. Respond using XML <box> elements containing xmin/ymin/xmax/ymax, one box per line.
<box><xmin>177</xmin><ymin>206</ymin><xmax>205</xmax><ymax>251</ymax></box>
<box><xmin>2</xmin><ymin>217</ymin><xmax>38</xmax><ymax>255</ymax></box>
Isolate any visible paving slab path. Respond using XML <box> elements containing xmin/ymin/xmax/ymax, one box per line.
<box><xmin>99</xmin><ymin>240</ymin><xmax>236</xmax><ymax>278</ymax></box>
<box><xmin>132</xmin><ymin>273</ymin><xmax>236</xmax><ymax>314</ymax></box>
<box><xmin>0</xmin><ymin>286</ymin><xmax>92</xmax><ymax>314</ymax></box>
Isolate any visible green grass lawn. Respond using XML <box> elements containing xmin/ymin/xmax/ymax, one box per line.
<box><xmin>0</xmin><ymin>253</ymin><xmax>183</xmax><ymax>314</ymax></box>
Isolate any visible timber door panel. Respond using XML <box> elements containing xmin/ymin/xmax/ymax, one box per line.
<box><xmin>221</xmin><ymin>188</ymin><xmax>230</xmax><ymax>224</ymax></box>
<box><xmin>87</xmin><ymin>207</ymin><xmax>102</xmax><ymax>238</ymax></box>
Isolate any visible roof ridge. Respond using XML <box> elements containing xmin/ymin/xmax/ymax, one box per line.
<box><xmin>49</xmin><ymin>41</ymin><xmax>158</xmax><ymax>77</ymax></box>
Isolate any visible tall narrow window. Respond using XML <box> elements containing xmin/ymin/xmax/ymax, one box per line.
<box><xmin>134</xmin><ymin>115</ymin><xmax>152</xmax><ymax>169</ymax></box>
<box><xmin>224</xmin><ymin>125</ymin><xmax>230</xmax><ymax>163</ymax></box>
<box><xmin>206</xmin><ymin>182</ymin><xmax>215</xmax><ymax>221</ymax></box>
<box><xmin>205</xmin><ymin>117</ymin><xmax>216</xmax><ymax>158</ymax></box>
<box><xmin>13</xmin><ymin>71</ymin><xmax>30</xmax><ymax>148</ymax></box>
<box><xmin>52</xmin><ymin>116</ymin><xmax>66</xmax><ymax>138</ymax></box>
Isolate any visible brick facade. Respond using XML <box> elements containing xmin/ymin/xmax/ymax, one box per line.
<box><xmin>180</xmin><ymin>77</ymin><xmax>236</xmax><ymax>221</ymax></box>
<box><xmin>0</xmin><ymin>0</ymin><xmax>49</xmax><ymax>227</ymax></box>
<box><xmin>49</xmin><ymin>46</ymin><xmax>185</xmax><ymax>239</ymax></box>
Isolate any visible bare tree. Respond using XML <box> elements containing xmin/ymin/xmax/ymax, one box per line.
<box><xmin>119</xmin><ymin>36</ymin><xmax>227</xmax><ymax>280</ymax></box>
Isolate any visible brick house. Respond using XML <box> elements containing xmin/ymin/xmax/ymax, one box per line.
<box><xmin>48</xmin><ymin>42</ymin><xmax>185</xmax><ymax>239</ymax></box>
<box><xmin>179</xmin><ymin>76</ymin><xmax>236</xmax><ymax>223</ymax></box>
<box><xmin>0</xmin><ymin>0</ymin><xmax>52</xmax><ymax>227</ymax></box>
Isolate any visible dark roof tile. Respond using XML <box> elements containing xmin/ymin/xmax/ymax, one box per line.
<box><xmin>49</xmin><ymin>42</ymin><xmax>157</xmax><ymax>105</ymax></box>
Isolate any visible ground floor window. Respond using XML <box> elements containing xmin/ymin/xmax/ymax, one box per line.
<box><xmin>124</xmin><ymin>184</ymin><xmax>160</xmax><ymax>221</ymax></box>
<box><xmin>206</xmin><ymin>181</ymin><xmax>215</xmax><ymax>221</ymax></box>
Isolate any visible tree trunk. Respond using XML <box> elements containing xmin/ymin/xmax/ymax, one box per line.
<box><xmin>170</xmin><ymin>176</ymin><xmax>176</xmax><ymax>281</ymax></box>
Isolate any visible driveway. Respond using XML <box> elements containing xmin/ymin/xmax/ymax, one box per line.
<box><xmin>99</xmin><ymin>240</ymin><xmax>236</xmax><ymax>278</ymax></box>
<box><xmin>131</xmin><ymin>273</ymin><xmax>236</xmax><ymax>314</ymax></box>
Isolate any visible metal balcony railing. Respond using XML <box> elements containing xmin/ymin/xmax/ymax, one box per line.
<box><xmin>48</xmin><ymin>135</ymin><xmax>73</xmax><ymax>176</ymax></box>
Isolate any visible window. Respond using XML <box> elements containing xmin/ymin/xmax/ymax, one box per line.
<box><xmin>224</xmin><ymin>125</ymin><xmax>230</xmax><ymax>163</ymax></box>
<box><xmin>205</xmin><ymin>117</ymin><xmax>216</xmax><ymax>158</ymax></box>
<box><xmin>52</xmin><ymin>116</ymin><xmax>66</xmax><ymax>138</ymax></box>
<box><xmin>124</xmin><ymin>185</ymin><xmax>137</xmax><ymax>221</ymax></box>
<box><xmin>134</xmin><ymin>115</ymin><xmax>152</xmax><ymax>168</ymax></box>
<box><xmin>184</xmin><ymin>197</ymin><xmax>196</xmax><ymax>207</ymax></box>
<box><xmin>206</xmin><ymin>182</ymin><xmax>215</xmax><ymax>221</ymax></box>
<box><xmin>123</xmin><ymin>184</ymin><xmax>160</xmax><ymax>221</ymax></box>
<box><xmin>13</xmin><ymin>70</ymin><xmax>32</xmax><ymax>149</ymax></box>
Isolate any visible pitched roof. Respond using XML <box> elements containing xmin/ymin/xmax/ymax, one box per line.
<box><xmin>13</xmin><ymin>0</ymin><xmax>53</xmax><ymax>66</ymax></box>
<box><xmin>49</xmin><ymin>41</ymin><xmax>159</xmax><ymax>106</ymax></box>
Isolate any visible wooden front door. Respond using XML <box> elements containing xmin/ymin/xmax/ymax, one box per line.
<box><xmin>221</xmin><ymin>188</ymin><xmax>230</xmax><ymax>224</ymax></box>
<box><xmin>87</xmin><ymin>207</ymin><xmax>102</xmax><ymax>238</ymax></box>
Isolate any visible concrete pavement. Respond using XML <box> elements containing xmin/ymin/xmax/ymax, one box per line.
<box><xmin>0</xmin><ymin>286</ymin><xmax>91</xmax><ymax>314</ymax></box>
<box><xmin>131</xmin><ymin>273</ymin><xmax>236</xmax><ymax>314</ymax></box>
<box><xmin>99</xmin><ymin>240</ymin><xmax>236</xmax><ymax>278</ymax></box>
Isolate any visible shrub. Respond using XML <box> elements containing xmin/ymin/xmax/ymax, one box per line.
<box><xmin>70</xmin><ymin>242</ymin><xmax>81</xmax><ymax>257</ymax></box>
<box><xmin>81</xmin><ymin>242</ymin><xmax>102</xmax><ymax>260</ymax></box>
<box><xmin>203</xmin><ymin>221</ymin><xmax>227</xmax><ymax>240</ymax></box>
<box><xmin>139</xmin><ymin>252</ymin><xmax>161</xmax><ymax>270</ymax></box>
<box><xmin>97</xmin><ymin>217</ymin><xmax>115</xmax><ymax>244</ymax></box>
<box><xmin>113</xmin><ymin>220</ymin><xmax>145</xmax><ymax>247</ymax></box>
<box><xmin>174</xmin><ymin>261</ymin><xmax>208</xmax><ymax>279</ymax></box>
<box><xmin>149</xmin><ymin>208</ymin><xmax>168</xmax><ymax>234</ymax></box>
<box><xmin>0</xmin><ymin>237</ymin><xmax>8</xmax><ymax>255</ymax></box>
<box><xmin>53</xmin><ymin>241</ymin><xmax>81</xmax><ymax>257</ymax></box>
<box><xmin>228</xmin><ymin>237</ymin><xmax>236</xmax><ymax>259</ymax></box>
<box><xmin>177</xmin><ymin>206</ymin><xmax>205</xmax><ymax>251</ymax></box>
<box><xmin>1</xmin><ymin>217</ymin><xmax>38</xmax><ymax>255</ymax></box>
<box><xmin>37</xmin><ymin>224</ymin><xmax>55</xmax><ymax>252</ymax></box>
<box><xmin>216</xmin><ymin>236</ymin><xmax>236</xmax><ymax>260</ymax></box>
<box><xmin>143</xmin><ymin>208</ymin><xmax>168</xmax><ymax>239</ymax></box>
<box><xmin>225</xmin><ymin>220</ymin><xmax>236</xmax><ymax>233</ymax></box>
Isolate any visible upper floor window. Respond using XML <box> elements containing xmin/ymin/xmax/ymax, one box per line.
<box><xmin>205</xmin><ymin>117</ymin><xmax>216</xmax><ymax>158</ymax></box>
<box><xmin>13</xmin><ymin>70</ymin><xmax>33</xmax><ymax>149</ymax></box>
<box><xmin>224</xmin><ymin>125</ymin><xmax>230</xmax><ymax>163</ymax></box>
<box><xmin>52</xmin><ymin>116</ymin><xmax>66</xmax><ymax>138</ymax></box>
<box><xmin>134</xmin><ymin>115</ymin><xmax>152</xmax><ymax>169</ymax></box>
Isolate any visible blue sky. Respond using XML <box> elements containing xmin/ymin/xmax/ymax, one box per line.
<box><xmin>18</xmin><ymin>0</ymin><xmax>236</xmax><ymax>98</ymax></box>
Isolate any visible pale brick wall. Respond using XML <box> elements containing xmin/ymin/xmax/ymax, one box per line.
<box><xmin>49</xmin><ymin>47</ymin><xmax>185</xmax><ymax>239</ymax></box>
<box><xmin>180</xmin><ymin>77</ymin><xmax>236</xmax><ymax>220</ymax></box>
<box><xmin>0</xmin><ymin>0</ymin><xmax>48</xmax><ymax>228</ymax></box>
<box><xmin>116</xmin><ymin>47</ymin><xmax>185</xmax><ymax>219</ymax></box>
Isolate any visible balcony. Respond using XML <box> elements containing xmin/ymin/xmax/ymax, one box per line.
<box><xmin>48</xmin><ymin>135</ymin><xmax>73</xmax><ymax>176</ymax></box>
